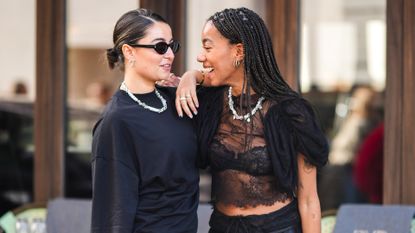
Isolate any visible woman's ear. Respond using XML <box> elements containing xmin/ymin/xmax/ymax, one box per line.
<box><xmin>121</xmin><ymin>44</ymin><xmax>135</xmax><ymax>60</ymax></box>
<box><xmin>234</xmin><ymin>43</ymin><xmax>245</xmax><ymax>61</ymax></box>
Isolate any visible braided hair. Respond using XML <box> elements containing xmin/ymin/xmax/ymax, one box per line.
<box><xmin>209</xmin><ymin>7</ymin><xmax>299</xmax><ymax>103</ymax></box>
<box><xmin>106</xmin><ymin>9</ymin><xmax>167</xmax><ymax>70</ymax></box>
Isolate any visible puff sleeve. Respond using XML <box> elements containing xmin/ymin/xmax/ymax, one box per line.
<box><xmin>194</xmin><ymin>87</ymin><xmax>225</xmax><ymax>169</ymax></box>
<box><xmin>263</xmin><ymin>97</ymin><xmax>329</xmax><ymax>192</ymax></box>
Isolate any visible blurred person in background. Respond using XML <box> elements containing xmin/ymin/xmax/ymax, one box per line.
<box><xmin>319</xmin><ymin>86</ymin><xmax>382</xmax><ymax>210</ymax></box>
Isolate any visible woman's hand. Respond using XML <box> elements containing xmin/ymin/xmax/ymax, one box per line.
<box><xmin>175</xmin><ymin>70</ymin><xmax>202</xmax><ymax>118</ymax></box>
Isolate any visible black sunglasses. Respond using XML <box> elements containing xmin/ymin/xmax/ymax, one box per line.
<box><xmin>128</xmin><ymin>41</ymin><xmax>180</xmax><ymax>55</ymax></box>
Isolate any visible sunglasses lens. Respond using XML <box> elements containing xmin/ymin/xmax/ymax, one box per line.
<box><xmin>153</xmin><ymin>41</ymin><xmax>180</xmax><ymax>54</ymax></box>
<box><xmin>154</xmin><ymin>42</ymin><xmax>169</xmax><ymax>54</ymax></box>
<box><xmin>170</xmin><ymin>41</ymin><xmax>180</xmax><ymax>54</ymax></box>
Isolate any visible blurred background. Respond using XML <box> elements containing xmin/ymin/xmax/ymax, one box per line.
<box><xmin>1</xmin><ymin>0</ymin><xmax>411</xmax><ymax>219</ymax></box>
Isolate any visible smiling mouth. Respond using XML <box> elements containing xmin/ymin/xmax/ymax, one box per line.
<box><xmin>160</xmin><ymin>64</ymin><xmax>172</xmax><ymax>72</ymax></box>
<box><xmin>161</xmin><ymin>64</ymin><xmax>171</xmax><ymax>68</ymax></box>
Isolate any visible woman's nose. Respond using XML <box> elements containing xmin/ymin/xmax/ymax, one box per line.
<box><xmin>197</xmin><ymin>53</ymin><xmax>205</xmax><ymax>62</ymax></box>
<box><xmin>164</xmin><ymin>47</ymin><xmax>175</xmax><ymax>59</ymax></box>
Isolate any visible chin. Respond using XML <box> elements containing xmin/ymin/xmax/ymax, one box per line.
<box><xmin>210</xmin><ymin>81</ymin><xmax>221</xmax><ymax>87</ymax></box>
<box><xmin>207</xmin><ymin>73</ymin><xmax>228</xmax><ymax>87</ymax></box>
<box><xmin>159</xmin><ymin>73</ymin><xmax>170</xmax><ymax>81</ymax></box>
<box><xmin>210</xmin><ymin>79</ymin><xmax>225</xmax><ymax>87</ymax></box>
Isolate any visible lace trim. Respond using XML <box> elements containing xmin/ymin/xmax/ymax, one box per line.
<box><xmin>211</xmin><ymin>170</ymin><xmax>291</xmax><ymax>208</ymax></box>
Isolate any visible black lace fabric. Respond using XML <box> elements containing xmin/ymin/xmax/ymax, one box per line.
<box><xmin>208</xmin><ymin>93</ymin><xmax>290</xmax><ymax>208</ymax></box>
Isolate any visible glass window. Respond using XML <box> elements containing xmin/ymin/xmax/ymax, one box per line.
<box><xmin>300</xmin><ymin>0</ymin><xmax>386</xmax><ymax>210</ymax></box>
<box><xmin>65</xmin><ymin>0</ymin><xmax>138</xmax><ymax>198</ymax></box>
<box><xmin>0</xmin><ymin>0</ymin><xmax>36</xmax><ymax>215</ymax></box>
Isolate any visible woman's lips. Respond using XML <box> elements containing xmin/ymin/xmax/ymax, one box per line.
<box><xmin>160</xmin><ymin>64</ymin><xmax>172</xmax><ymax>72</ymax></box>
<box><xmin>201</xmin><ymin>67</ymin><xmax>214</xmax><ymax>78</ymax></box>
<box><xmin>201</xmin><ymin>67</ymin><xmax>214</xmax><ymax>73</ymax></box>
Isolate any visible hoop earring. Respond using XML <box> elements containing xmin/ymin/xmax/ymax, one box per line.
<box><xmin>233</xmin><ymin>59</ymin><xmax>241</xmax><ymax>68</ymax></box>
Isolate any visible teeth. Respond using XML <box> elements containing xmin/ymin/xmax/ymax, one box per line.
<box><xmin>201</xmin><ymin>67</ymin><xmax>214</xmax><ymax>73</ymax></box>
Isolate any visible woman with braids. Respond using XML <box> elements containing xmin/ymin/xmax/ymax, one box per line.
<box><xmin>177</xmin><ymin>7</ymin><xmax>328</xmax><ymax>233</ymax></box>
<box><xmin>91</xmin><ymin>9</ymin><xmax>199</xmax><ymax>232</ymax></box>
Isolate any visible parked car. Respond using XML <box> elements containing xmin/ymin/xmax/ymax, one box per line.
<box><xmin>0</xmin><ymin>99</ymin><xmax>99</xmax><ymax>216</ymax></box>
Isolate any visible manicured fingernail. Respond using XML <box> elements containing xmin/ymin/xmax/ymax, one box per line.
<box><xmin>193</xmin><ymin>111</ymin><xmax>198</xmax><ymax>115</ymax></box>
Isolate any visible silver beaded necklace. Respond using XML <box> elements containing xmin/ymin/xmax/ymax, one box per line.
<box><xmin>228</xmin><ymin>86</ymin><xmax>265</xmax><ymax>122</ymax></box>
<box><xmin>120</xmin><ymin>81</ymin><xmax>167</xmax><ymax>113</ymax></box>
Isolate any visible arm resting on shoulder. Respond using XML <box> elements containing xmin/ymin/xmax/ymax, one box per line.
<box><xmin>175</xmin><ymin>70</ymin><xmax>205</xmax><ymax>118</ymax></box>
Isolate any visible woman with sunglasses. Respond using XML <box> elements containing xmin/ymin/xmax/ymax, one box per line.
<box><xmin>91</xmin><ymin>9</ymin><xmax>199</xmax><ymax>233</ymax></box>
<box><xmin>176</xmin><ymin>8</ymin><xmax>328</xmax><ymax>233</ymax></box>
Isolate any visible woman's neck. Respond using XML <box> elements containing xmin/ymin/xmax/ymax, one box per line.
<box><xmin>123</xmin><ymin>72</ymin><xmax>155</xmax><ymax>94</ymax></box>
<box><xmin>227</xmin><ymin>69</ymin><xmax>256</xmax><ymax>96</ymax></box>
<box><xmin>229</xmin><ymin>82</ymin><xmax>256</xmax><ymax>96</ymax></box>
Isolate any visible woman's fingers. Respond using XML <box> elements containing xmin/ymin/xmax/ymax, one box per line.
<box><xmin>176</xmin><ymin>91</ymin><xmax>194</xmax><ymax>118</ymax></box>
<box><xmin>180</xmin><ymin>94</ymin><xmax>193</xmax><ymax>118</ymax></box>
<box><xmin>191</xmin><ymin>88</ymin><xmax>199</xmax><ymax>108</ymax></box>
<box><xmin>185</xmin><ymin>93</ymin><xmax>197</xmax><ymax>116</ymax></box>
<box><xmin>175</xmin><ymin>93</ymin><xmax>184</xmax><ymax>118</ymax></box>
<box><xmin>175</xmin><ymin>70</ymin><xmax>200</xmax><ymax>118</ymax></box>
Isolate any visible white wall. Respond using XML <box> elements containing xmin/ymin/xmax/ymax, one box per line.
<box><xmin>300</xmin><ymin>0</ymin><xmax>386</xmax><ymax>92</ymax></box>
<box><xmin>67</xmin><ymin>0</ymin><xmax>138</xmax><ymax>48</ymax></box>
<box><xmin>0</xmin><ymin>0</ymin><xmax>36</xmax><ymax>99</ymax></box>
<box><xmin>0</xmin><ymin>0</ymin><xmax>138</xmax><ymax>100</ymax></box>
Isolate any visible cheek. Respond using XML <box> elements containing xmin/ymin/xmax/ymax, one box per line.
<box><xmin>216</xmin><ymin>55</ymin><xmax>234</xmax><ymax>74</ymax></box>
<box><xmin>135</xmin><ymin>57</ymin><xmax>162</xmax><ymax>77</ymax></box>
<box><xmin>210</xmin><ymin>52</ymin><xmax>230</xmax><ymax>69</ymax></box>
<box><xmin>139</xmin><ymin>55</ymin><xmax>159</xmax><ymax>69</ymax></box>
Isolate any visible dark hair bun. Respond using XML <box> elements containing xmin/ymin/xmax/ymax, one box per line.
<box><xmin>106</xmin><ymin>48</ymin><xmax>119</xmax><ymax>69</ymax></box>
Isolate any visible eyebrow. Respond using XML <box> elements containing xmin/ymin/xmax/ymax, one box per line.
<box><xmin>203</xmin><ymin>37</ymin><xmax>214</xmax><ymax>43</ymax></box>
<box><xmin>151</xmin><ymin>37</ymin><xmax>173</xmax><ymax>43</ymax></box>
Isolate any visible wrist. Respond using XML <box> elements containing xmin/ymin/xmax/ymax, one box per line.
<box><xmin>196</xmin><ymin>70</ymin><xmax>205</xmax><ymax>86</ymax></box>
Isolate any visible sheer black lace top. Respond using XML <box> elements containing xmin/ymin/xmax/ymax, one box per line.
<box><xmin>208</xmin><ymin>94</ymin><xmax>289</xmax><ymax>208</ymax></box>
<box><xmin>196</xmin><ymin>87</ymin><xmax>329</xmax><ymax>203</ymax></box>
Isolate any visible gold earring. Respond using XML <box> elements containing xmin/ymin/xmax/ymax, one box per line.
<box><xmin>233</xmin><ymin>59</ymin><xmax>241</xmax><ymax>68</ymax></box>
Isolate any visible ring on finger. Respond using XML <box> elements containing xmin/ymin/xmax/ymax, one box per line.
<box><xmin>179</xmin><ymin>97</ymin><xmax>186</xmax><ymax>101</ymax></box>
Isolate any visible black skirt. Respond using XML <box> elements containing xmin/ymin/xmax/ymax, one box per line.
<box><xmin>208</xmin><ymin>200</ymin><xmax>302</xmax><ymax>233</ymax></box>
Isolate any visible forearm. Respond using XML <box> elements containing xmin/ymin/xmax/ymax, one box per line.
<box><xmin>181</xmin><ymin>69</ymin><xmax>205</xmax><ymax>85</ymax></box>
<box><xmin>298</xmin><ymin>198</ymin><xmax>321</xmax><ymax>233</ymax></box>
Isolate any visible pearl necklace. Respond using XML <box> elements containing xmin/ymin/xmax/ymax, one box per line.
<box><xmin>120</xmin><ymin>81</ymin><xmax>167</xmax><ymax>113</ymax></box>
<box><xmin>228</xmin><ymin>86</ymin><xmax>265</xmax><ymax>122</ymax></box>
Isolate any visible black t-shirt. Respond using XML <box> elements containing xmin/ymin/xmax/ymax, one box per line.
<box><xmin>91</xmin><ymin>87</ymin><xmax>199</xmax><ymax>233</ymax></box>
